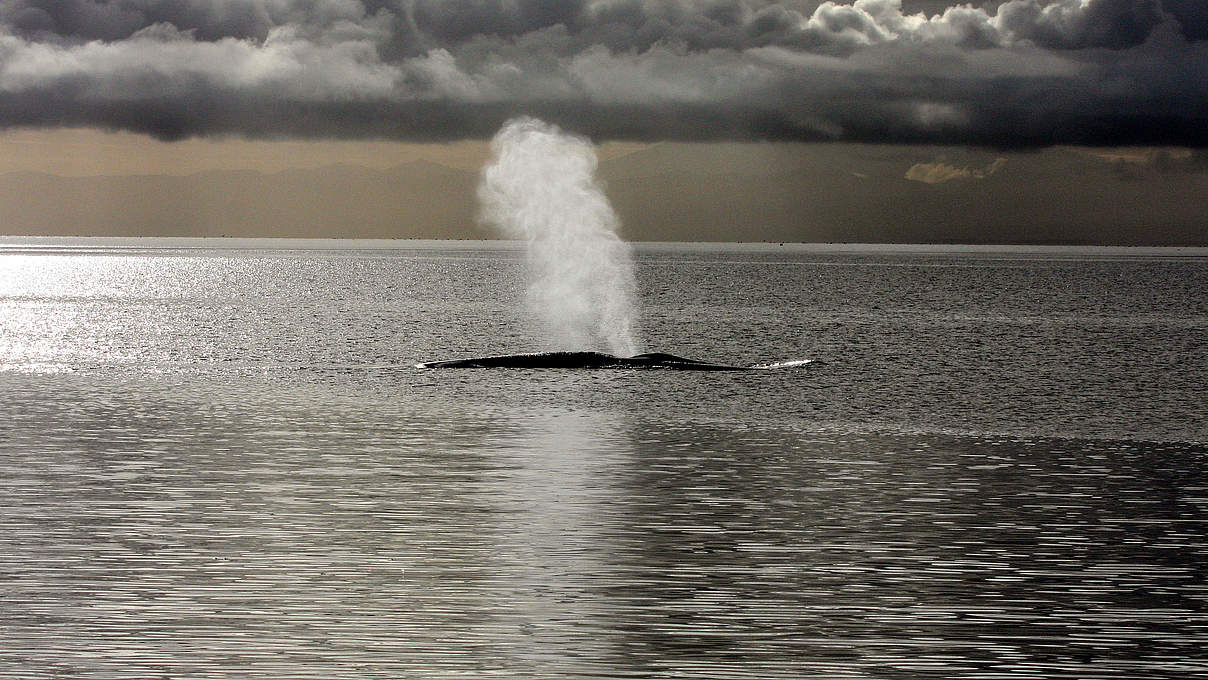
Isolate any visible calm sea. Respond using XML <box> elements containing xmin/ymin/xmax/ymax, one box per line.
<box><xmin>1</xmin><ymin>238</ymin><xmax>1206</xmax><ymax>679</ymax></box>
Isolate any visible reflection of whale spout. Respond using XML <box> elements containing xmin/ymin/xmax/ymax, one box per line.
<box><xmin>416</xmin><ymin>351</ymin><xmax>760</xmax><ymax>370</ymax></box>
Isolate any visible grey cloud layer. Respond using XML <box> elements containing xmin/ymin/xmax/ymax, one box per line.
<box><xmin>1</xmin><ymin>0</ymin><xmax>1205</xmax><ymax>145</ymax></box>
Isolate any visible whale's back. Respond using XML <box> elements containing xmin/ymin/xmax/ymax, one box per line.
<box><xmin>416</xmin><ymin>351</ymin><xmax>752</xmax><ymax>370</ymax></box>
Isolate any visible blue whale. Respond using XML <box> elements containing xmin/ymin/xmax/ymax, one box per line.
<box><xmin>416</xmin><ymin>351</ymin><xmax>755</xmax><ymax>371</ymax></box>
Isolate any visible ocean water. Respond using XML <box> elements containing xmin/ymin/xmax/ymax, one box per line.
<box><xmin>1</xmin><ymin>239</ymin><xmax>1206</xmax><ymax>679</ymax></box>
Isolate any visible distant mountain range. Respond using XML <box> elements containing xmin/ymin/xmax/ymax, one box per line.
<box><xmin>1</xmin><ymin>144</ymin><xmax>1204</xmax><ymax>245</ymax></box>
<box><xmin>0</xmin><ymin>159</ymin><xmax>478</xmax><ymax>239</ymax></box>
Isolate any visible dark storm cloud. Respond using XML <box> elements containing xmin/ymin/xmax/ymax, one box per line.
<box><xmin>0</xmin><ymin>0</ymin><xmax>1205</xmax><ymax>146</ymax></box>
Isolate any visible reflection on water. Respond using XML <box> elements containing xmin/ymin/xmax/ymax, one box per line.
<box><xmin>2</xmin><ymin>244</ymin><xmax>1207</xmax><ymax>678</ymax></box>
<box><xmin>1</xmin><ymin>373</ymin><xmax>1205</xmax><ymax>679</ymax></box>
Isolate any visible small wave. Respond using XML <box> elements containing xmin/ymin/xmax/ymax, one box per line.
<box><xmin>752</xmin><ymin>359</ymin><xmax>814</xmax><ymax>369</ymax></box>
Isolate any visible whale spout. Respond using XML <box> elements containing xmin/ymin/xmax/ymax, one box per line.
<box><xmin>415</xmin><ymin>351</ymin><xmax>753</xmax><ymax>370</ymax></box>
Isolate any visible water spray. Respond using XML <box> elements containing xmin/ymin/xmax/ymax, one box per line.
<box><xmin>477</xmin><ymin>117</ymin><xmax>640</xmax><ymax>356</ymax></box>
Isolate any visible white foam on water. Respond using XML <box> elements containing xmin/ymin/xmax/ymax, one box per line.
<box><xmin>753</xmin><ymin>359</ymin><xmax>815</xmax><ymax>369</ymax></box>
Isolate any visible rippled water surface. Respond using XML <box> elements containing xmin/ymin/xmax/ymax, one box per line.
<box><xmin>1</xmin><ymin>240</ymin><xmax>1206</xmax><ymax>678</ymax></box>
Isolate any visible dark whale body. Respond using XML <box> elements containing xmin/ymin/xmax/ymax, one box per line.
<box><xmin>416</xmin><ymin>351</ymin><xmax>752</xmax><ymax>371</ymax></box>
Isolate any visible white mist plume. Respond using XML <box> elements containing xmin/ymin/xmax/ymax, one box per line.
<box><xmin>478</xmin><ymin>117</ymin><xmax>640</xmax><ymax>356</ymax></box>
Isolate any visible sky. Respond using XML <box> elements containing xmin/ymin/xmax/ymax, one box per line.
<box><xmin>0</xmin><ymin>0</ymin><xmax>1205</xmax><ymax>243</ymax></box>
